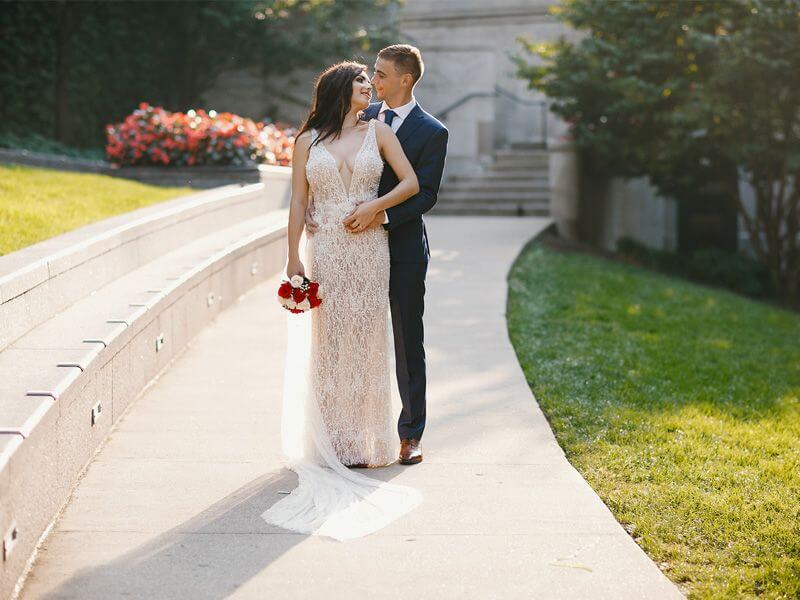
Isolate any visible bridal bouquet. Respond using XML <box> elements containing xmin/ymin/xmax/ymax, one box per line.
<box><xmin>277</xmin><ymin>275</ymin><xmax>323</xmax><ymax>313</ymax></box>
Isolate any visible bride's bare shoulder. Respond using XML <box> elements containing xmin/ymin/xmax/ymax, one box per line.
<box><xmin>294</xmin><ymin>130</ymin><xmax>314</xmax><ymax>151</ymax></box>
<box><xmin>372</xmin><ymin>119</ymin><xmax>393</xmax><ymax>134</ymax></box>
<box><xmin>372</xmin><ymin>120</ymin><xmax>395</xmax><ymax>145</ymax></box>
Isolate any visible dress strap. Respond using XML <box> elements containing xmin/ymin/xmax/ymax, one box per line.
<box><xmin>365</xmin><ymin>118</ymin><xmax>378</xmax><ymax>153</ymax></box>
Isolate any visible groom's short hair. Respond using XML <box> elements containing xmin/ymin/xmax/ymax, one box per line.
<box><xmin>378</xmin><ymin>44</ymin><xmax>424</xmax><ymax>84</ymax></box>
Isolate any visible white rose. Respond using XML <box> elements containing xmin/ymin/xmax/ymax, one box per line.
<box><xmin>284</xmin><ymin>299</ymin><xmax>297</xmax><ymax>310</ymax></box>
<box><xmin>290</xmin><ymin>275</ymin><xmax>304</xmax><ymax>287</ymax></box>
<box><xmin>297</xmin><ymin>298</ymin><xmax>311</xmax><ymax>311</ymax></box>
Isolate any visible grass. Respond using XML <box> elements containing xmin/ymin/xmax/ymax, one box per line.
<box><xmin>0</xmin><ymin>164</ymin><xmax>194</xmax><ymax>256</ymax></box>
<box><xmin>506</xmin><ymin>236</ymin><xmax>800</xmax><ymax>599</ymax></box>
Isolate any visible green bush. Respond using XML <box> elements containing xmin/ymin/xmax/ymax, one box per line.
<box><xmin>0</xmin><ymin>132</ymin><xmax>104</xmax><ymax>161</ymax></box>
<box><xmin>687</xmin><ymin>247</ymin><xmax>772</xmax><ymax>299</ymax></box>
<box><xmin>616</xmin><ymin>236</ymin><xmax>771</xmax><ymax>299</ymax></box>
<box><xmin>0</xmin><ymin>1</ymin><xmax>398</xmax><ymax>150</ymax></box>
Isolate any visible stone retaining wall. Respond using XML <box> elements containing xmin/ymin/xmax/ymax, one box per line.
<box><xmin>0</xmin><ymin>148</ymin><xmax>281</xmax><ymax>189</ymax></box>
<box><xmin>0</xmin><ymin>169</ymin><xmax>291</xmax><ymax>598</ymax></box>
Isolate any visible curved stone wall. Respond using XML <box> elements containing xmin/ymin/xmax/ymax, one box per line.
<box><xmin>0</xmin><ymin>168</ymin><xmax>291</xmax><ymax>598</ymax></box>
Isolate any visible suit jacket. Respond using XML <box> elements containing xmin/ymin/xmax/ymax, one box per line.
<box><xmin>361</xmin><ymin>102</ymin><xmax>449</xmax><ymax>263</ymax></box>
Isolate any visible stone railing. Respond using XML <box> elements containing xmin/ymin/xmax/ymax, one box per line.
<box><xmin>0</xmin><ymin>167</ymin><xmax>291</xmax><ymax>598</ymax></box>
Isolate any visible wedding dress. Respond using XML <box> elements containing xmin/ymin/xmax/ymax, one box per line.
<box><xmin>261</xmin><ymin>117</ymin><xmax>423</xmax><ymax>540</ymax></box>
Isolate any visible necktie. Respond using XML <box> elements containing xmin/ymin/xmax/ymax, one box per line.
<box><xmin>383</xmin><ymin>109</ymin><xmax>397</xmax><ymax>128</ymax></box>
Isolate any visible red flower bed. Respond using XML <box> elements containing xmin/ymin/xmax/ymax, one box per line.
<box><xmin>105</xmin><ymin>102</ymin><xmax>296</xmax><ymax>167</ymax></box>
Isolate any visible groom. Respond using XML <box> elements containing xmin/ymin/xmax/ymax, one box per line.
<box><xmin>306</xmin><ymin>44</ymin><xmax>449</xmax><ymax>466</ymax></box>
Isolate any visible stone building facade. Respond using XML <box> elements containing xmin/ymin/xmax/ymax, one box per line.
<box><xmin>202</xmin><ymin>0</ymin><xmax>755</xmax><ymax>257</ymax></box>
<box><xmin>400</xmin><ymin>0</ymin><xmax>751</xmax><ymax>256</ymax></box>
<box><xmin>395</xmin><ymin>0</ymin><xmax>565</xmax><ymax>172</ymax></box>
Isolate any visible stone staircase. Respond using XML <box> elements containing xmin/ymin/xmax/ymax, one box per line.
<box><xmin>0</xmin><ymin>177</ymin><xmax>290</xmax><ymax>599</ymax></box>
<box><xmin>433</xmin><ymin>148</ymin><xmax>550</xmax><ymax>216</ymax></box>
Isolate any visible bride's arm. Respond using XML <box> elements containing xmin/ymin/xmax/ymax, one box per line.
<box><xmin>286</xmin><ymin>131</ymin><xmax>312</xmax><ymax>277</ymax></box>
<box><xmin>343</xmin><ymin>121</ymin><xmax>419</xmax><ymax>232</ymax></box>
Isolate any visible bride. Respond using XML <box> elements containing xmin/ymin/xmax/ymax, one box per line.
<box><xmin>260</xmin><ymin>60</ymin><xmax>422</xmax><ymax>540</ymax></box>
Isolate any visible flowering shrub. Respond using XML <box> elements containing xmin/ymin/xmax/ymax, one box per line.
<box><xmin>105</xmin><ymin>102</ymin><xmax>296</xmax><ymax>167</ymax></box>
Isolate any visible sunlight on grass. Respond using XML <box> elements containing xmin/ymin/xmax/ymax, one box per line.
<box><xmin>0</xmin><ymin>164</ymin><xmax>194</xmax><ymax>256</ymax></box>
<box><xmin>507</xmin><ymin>240</ymin><xmax>800</xmax><ymax>599</ymax></box>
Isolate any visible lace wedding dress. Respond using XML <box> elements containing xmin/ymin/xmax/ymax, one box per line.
<box><xmin>260</xmin><ymin>118</ymin><xmax>423</xmax><ymax>540</ymax></box>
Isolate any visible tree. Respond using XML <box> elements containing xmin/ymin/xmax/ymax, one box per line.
<box><xmin>515</xmin><ymin>0</ymin><xmax>800</xmax><ymax>305</ymax></box>
<box><xmin>0</xmin><ymin>0</ymin><xmax>399</xmax><ymax>148</ymax></box>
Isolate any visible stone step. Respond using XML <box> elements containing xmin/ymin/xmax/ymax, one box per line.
<box><xmin>491</xmin><ymin>160</ymin><xmax>548</xmax><ymax>171</ymax></box>
<box><xmin>432</xmin><ymin>202</ymin><xmax>550</xmax><ymax>216</ymax></box>
<box><xmin>442</xmin><ymin>179</ymin><xmax>549</xmax><ymax>193</ymax></box>
<box><xmin>493</xmin><ymin>148</ymin><xmax>550</xmax><ymax>158</ymax></box>
<box><xmin>437</xmin><ymin>201</ymin><xmax>550</xmax><ymax>211</ymax></box>
<box><xmin>0</xmin><ymin>182</ymin><xmax>281</xmax><ymax>351</ymax></box>
<box><xmin>438</xmin><ymin>189</ymin><xmax>550</xmax><ymax>202</ymax></box>
<box><xmin>492</xmin><ymin>153</ymin><xmax>549</xmax><ymax>168</ymax></box>
<box><xmin>509</xmin><ymin>141</ymin><xmax>548</xmax><ymax>150</ymax></box>
<box><xmin>0</xmin><ymin>211</ymin><xmax>284</xmax><ymax>440</ymax></box>
<box><xmin>0</xmin><ymin>203</ymin><xmax>288</xmax><ymax>599</ymax></box>
<box><xmin>449</xmin><ymin>171</ymin><xmax>548</xmax><ymax>183</ymax></box>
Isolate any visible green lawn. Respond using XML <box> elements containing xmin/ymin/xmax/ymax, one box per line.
<box><xmin>0</xmin><ymin>164</ymin><xmax>194</xmax><ymax>256</ymax></box>
<box><xmin>507</xmin><ymin>237</ymin><xmax>800</xmax><ymax>599</ymax></box>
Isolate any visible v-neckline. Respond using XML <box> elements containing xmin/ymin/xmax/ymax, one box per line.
<box><xmin>317</xmin><ymin>120</ymin><xmax>373</xmax><ymax>198</ymax></box>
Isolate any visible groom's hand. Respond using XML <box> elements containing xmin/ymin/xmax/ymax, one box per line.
<box><xmin>366</xmin><ymin>210</ymin><xmax>386</xmax><ymax>230</ymax></box>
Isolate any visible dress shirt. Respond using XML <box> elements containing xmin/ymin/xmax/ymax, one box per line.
<box><xmin>378</xmin><ymin>96</ymin><xmax>417</xmax><ymax>224</ymax></box>
<box><xmin>378</xmin><ymin>96</ymin><xmax>417</xmax><ymax>133</ymax></box>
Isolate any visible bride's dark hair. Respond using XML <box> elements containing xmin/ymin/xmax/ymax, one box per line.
<box><xmin>297</xmin><ymin>61</ymin><xmax>369</xmax><ymax>147</ymax></box>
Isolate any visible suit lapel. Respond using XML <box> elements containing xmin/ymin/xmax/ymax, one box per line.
<box><xmin>361</xmin><ymin>103</ymin><xmax>381</xmax><ymax>121</ymax></box>
<box><xmin>394</xmin><ymin>104</ymin><xmax>425</xmax><ymax>145</ymax></box>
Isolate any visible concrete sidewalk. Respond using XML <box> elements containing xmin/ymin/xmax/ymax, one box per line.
<box><xmin>18</xmin><ymin>217</ymin><xmax>683</xmax><ymax>599</ymax></box>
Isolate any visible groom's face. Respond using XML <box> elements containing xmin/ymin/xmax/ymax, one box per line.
<box><xmin>371</xmin><ymin>57</ymin><xmax>404</xmax><ymax>103</ymax></box>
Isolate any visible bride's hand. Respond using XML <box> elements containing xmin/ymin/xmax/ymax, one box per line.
<box><xmin>343</xmin><ymin>201</ymin><xmax>378</xmax><ymax>233</ymax></box>
<box><xmin>287</xmin><ymin>258</ymin><xmax>305</xmax><ymax>279</ymax></box>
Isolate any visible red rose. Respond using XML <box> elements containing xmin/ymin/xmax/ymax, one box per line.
<box><xmin>278</xmin><ymin>281</ymin><xmax>292</xmax><ymax>298</ymax></box>
<box><xmin>308</xmin><ymin>295</ymin><xmax>322</xmax><ymax>308</ymax></box>
<box><xmin>307</xmin><ymin>281</ymin><xmax>319</xmax><ymax>294</ymax></box>
<box><xmin>292</xmin><ymin>288</ymin><xmax>306</xmax><ymax>303</ymax></box>
<box><xmin>289</xmin><ymin>308</ymin><xmax>303</xmax><ymax>314</ymax></box>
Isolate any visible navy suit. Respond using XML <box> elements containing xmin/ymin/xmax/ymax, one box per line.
<box><xmin>361</xmin><ymin>101</ymin><xmax>449</xmax><ymax>442</ymax></box>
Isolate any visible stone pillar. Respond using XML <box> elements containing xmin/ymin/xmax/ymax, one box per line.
<box><xmin>548</xmin><ymin>137</ymin><xmax>579</xmax><ymax>240</ymax></box>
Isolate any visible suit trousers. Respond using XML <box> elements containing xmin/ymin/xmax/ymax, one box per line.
<box><xmin>389</xmin><ymin>260</ymin><xmax>428</xmax><ymax>441</ymax></box>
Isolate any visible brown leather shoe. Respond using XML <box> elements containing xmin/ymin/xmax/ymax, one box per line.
<box><xmin>399</xmin><ymin>438</ymin><xmax>423</xmax><ymax>465</ymax></box>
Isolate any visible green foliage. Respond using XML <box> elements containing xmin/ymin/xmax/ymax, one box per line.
<box><xmin>515</xmin><ymin>0</ymin><xmax>800</xmax><ymax>198</ymax></box>
<box><xmin>514</xmin><ymin>0</ymin><xmax>800</xmax><ymax>302</ymax></box>
<box><xmin>616</xmin><ymin>236</ymin><xmax>772</xmax><ymax>299</ymax></box>
<box><xmin>686</xmin><ymin>246</ymin><xmax>772</xmax><ymax>299</ymax></box>
<box><xmin>0</xmin><ymin>164</ymin><xmax>193</xmax><ymax>256</ymax></box>
<box><xmin>0</xmin><ymin>1</ymin><xmax>399</xmax><ymax>149</ymax></box>
<box><xmin>508</xmin><ymin>239</ymin><xmax>800</xmax><ymax>598</ymax></box>
<box><xmin>0</xmin><ymin>132</ymin><xmax>104</xmax><ymax>161</ymax></box>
